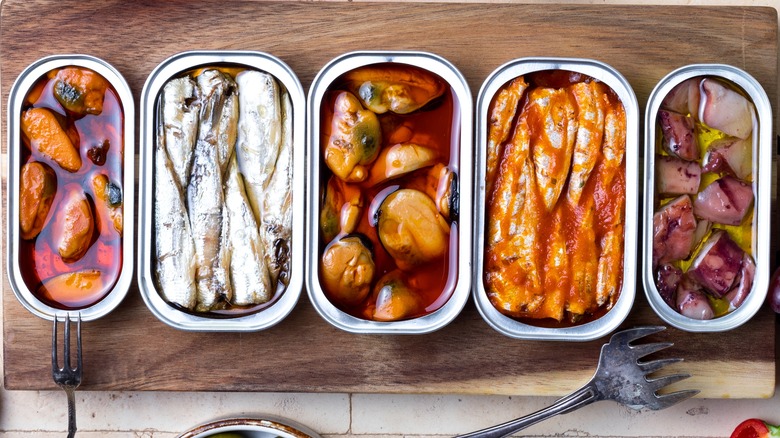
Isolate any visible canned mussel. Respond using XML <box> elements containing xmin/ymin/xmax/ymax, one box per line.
<box><xmin>306</xmin><ymin>51</ymin><xmax>473</xmax><ymax>334</ymax></box>
<box><xmin>7</xmin><ymin>55</ymin><xmax>135</xmax><ymax>321</ymax></box>
<box><xmin>138</xmin><ymin>51</ymin><xmax>306</xmax><ymax>331</ymax></box>
<box><xmin>643</xmin><ymin>64</ymin><xmax>772</xmax><ymax>332</ymax></box>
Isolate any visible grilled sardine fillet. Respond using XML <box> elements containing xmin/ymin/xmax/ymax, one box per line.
<box><xmin>527</xmin><ymin>87</ymin><xmax>578</xmax><ymax>211</ymax></box>
<box><xmin>486</xmin><ymin>77</ymin><xmax>528</xmax><ymax>196</ymax></box>
<box><xmin>485</xmin><ymin>159</ymin><xmax>544</xmax><ymax>317</ymax></box>
<box><xmin>567</xmin><ymin>197</ymin><xmax>599</xmax><ymax>317</ymax></box>
<box><xmin>487</xmin><ymin>113</ymin><xmax>531</xmax><ymax>246</ymax></box>
<box><xmin>188</xmin><ymin>69</ymin><xmax>234</xmax><ymax>311</ymax></box>
<box><xmin>540</xmin><ymin>206</ymin><xmax>568</xmax><ymax>321</ymax></box>
<box><xmin>224</xmin><ymin>154</ymin><xmax>273</xmax><ymax>306</ymax></box>
<box><xmin>155</xmin><ymin>115</ymin><xmax>197</xmax><ymax>310</ymax></box>
<box><xmin>595</xmin><ymin>95</ymin><xmax>627</xmax><ymax>308</ymax></box>
<box><xmin>235</xmin><ymin>70</ymin><xmax>282</xmax><ymax>223</ymax></box>
<box><xmin>260</xmin><ymin>90</ymin><xmax>294</xmax><ymax>285</ymax></box>
<box><xmin>566</xmin><ymin>81</ymin><xmax>606</xmax><ymax>206</ymax></box>
<box><xmin>161</xmin><ymin>77</ymin><xmax>200</xmax><ymax>190</ymax></box>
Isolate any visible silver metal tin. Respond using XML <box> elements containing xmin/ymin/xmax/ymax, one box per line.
<box><xmin>473</xmin><ymin>58</ymin><xmax>639</xmax><ymax>341</ymax></box>
<box><xmin>6</xmin><ymin>54</ymin><xmax>135</xmax><ymax>322</ymax></box>
<box><xmin>642</xmin><ymin>64</ymin><xmax>772</xmax><ymax>332</ymax></box>
<box><xmin>306</xmin><ymin>51</ymin><xmax>473</xmax><ymax>334</ymax></box>
<box><xmin>137</xmin><ymin>51</ymin><xmax>305</xmax><ymax>331</ymax></box>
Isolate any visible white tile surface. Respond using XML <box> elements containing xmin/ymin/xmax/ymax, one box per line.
<box><xmin>2</xmin><ymin>0</ymin><xmax>779</xmax><ymax>436</ymax></box>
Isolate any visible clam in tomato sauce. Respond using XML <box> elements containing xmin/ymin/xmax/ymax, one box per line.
<box><xmin>18</xmin><ymin>67</ymin><xmax>124</xmax><ymax>310</ymax></box>
<box><xmin>318</xmin><ymin>63</ymin><xmax>460</xmax><ymax>322</ymax></box>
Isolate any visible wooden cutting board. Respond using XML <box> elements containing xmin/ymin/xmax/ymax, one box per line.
<box><xmin>2</xmin><ymin>0</ymin><xmax>777</xmax><ymax>397</ymax></box>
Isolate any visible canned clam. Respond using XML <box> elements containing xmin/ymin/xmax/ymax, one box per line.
<box><xmin>306</xmin><ymin>51</ymin><xmax>473</xmax><ymax>334</ymax></box>
<box><xmin>643</xmin><ymin>64</ymin><xmax>772</xmax><ymax>332</ymax></box>
<box><xmin>473</xmin><ymin>58</ymin><xmax>639</xmax><ymax>341</ymax></box>
<box><xmin>6</xmin><ymin>54</ymin><xmax>135</xmax><ymax>321</ymax></box>
<box><xmin>137</xmin><ymin>51</ymin><xmax>305</xmax><ymax>331</ymax></box>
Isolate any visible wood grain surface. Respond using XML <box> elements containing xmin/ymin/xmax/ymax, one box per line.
<box><xmin>2</xmin><ymin>0</ymin><xmax>777</xmax><ymax>397</ymax></box>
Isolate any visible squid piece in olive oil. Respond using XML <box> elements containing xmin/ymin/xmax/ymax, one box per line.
<box><xmin>318</xmin><ymin>63</ymin><xmax>459</xmax><ymax>322</ymax></box>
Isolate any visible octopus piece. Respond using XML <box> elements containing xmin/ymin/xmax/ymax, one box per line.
<box><xmin>376</xmin><ymin>189</ymin><xmax>449</xmax><ymax>271</ymax></box>
<box><xmin>655</xmin><ymin>155</ymin><xmax>701</xmax><ymax>196</ymax></box>
<box><xmin>659</xmin><ymin>109</ymin><xmax>698</xmax><ymax>161</ymax></box>
<box><xmin>325</xmin><ymin>91</ymin><xmax>382</xmax><ymax>182</ymax></box>
<box><xmin>52</xmin><ymin>67</ymin><xmax>109</xmax><ymax>116</ymax></box>
<box><xmin>724</xmin><ymin>253</ymin><xmax>755</xmax><ymax>310</ymax></box>
<box><xmin>693</xmin><ymin>176</ymin><xmax>753</xmax><ymax>226</ymax></box>
<box><xmin>699</xmin><ymin>78</ymin><xmax>754</xmax><ymax>139</ymax></box>
<box><xmin>652</xmin><ymin>195</ymin><xmax>697</xmax><ymax>266</ymax></box>
<box><xmin>702</xmin><ymin>137</ymin><xmax>752</xmax><ymax>180</ymax></box>
<box><xmin>656</xmin><ymin>264</ymin><xmax>683</xmax><ymax>309</ymax></box>
<box><xmin>371</xmin><ymin>270</ymin><xmax>422</xmax><ymax>322</ymax></box>
<box><xmin>676</xmin><ymin>276</ymin><xmax>714</xmax><ymax>320</ymax></box>
<box><xmin>687</xmin><ymin>230</ymin><xmax>744</xmax><ymax>297</ymax></box>
<box><xmin>320</xmin><ymin>235</ymin><xmax>376</xmax><ymax>305</ymax></box>
<box><xmin>343</xmin><ymin>65</ymin><xmax>447</xmax><ymax>114</ymax></box>
<box><xmin>19</xmin><ymin>161</ymin><xmax>57</xmax><ymax>240</ymax></box>
<box><xmin>661</xmin><ymin>78</ymin><xmax>701</xmax><ymax>116</ymax></box>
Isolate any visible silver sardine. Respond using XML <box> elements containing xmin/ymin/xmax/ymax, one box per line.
<box><xmin>260</xmin><ymin>90</ymin><xmax>294</xmax><ymax>285</ymax></box>
<box><xmin>155</xmin><ymin>110</ymin><xmax>197</xmax><ymax>310</ymax></box>
<box><xmin>188</xmin><ymin>69</ymin><xmax>235</xmax><ymax>311</ymax></box>
<box><xmin>161</xmin><ymin>77</ymin><xmax>200</xmax><ymax>190</ymax></box>
<box><xmin>235</xmin><ymin>70</ymin><xmax>282</xmax><ymax>223</ymax></box>
<box><xmin>224</xmin><ymin>154</ymin><xmax>274</xmax><ymax>305</ymax></box>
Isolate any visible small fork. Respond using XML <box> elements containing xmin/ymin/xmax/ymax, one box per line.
<box><xmin>52</xmin><ymin>313</ymin><xmax>82</xmax><ymax>438</ymax></box>
<box><xmin>457</xmin><ymin>326</ymin><xmax>699</xmax><ymax>438</ymax></box>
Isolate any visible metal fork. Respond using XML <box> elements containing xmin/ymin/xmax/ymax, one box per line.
<box><xmin>52</xmin><ymin>313</ymin><xmax>82</xmax><ymax>438</ymax></box>
<box><xmin>457</xmin><ymin>326</ymin><xmax>699</xmax><ymax>438</ymax></box>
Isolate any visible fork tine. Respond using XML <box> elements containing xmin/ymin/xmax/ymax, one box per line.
<box><xmin>52</xmin><ymin>316</ymin><xmax>59</xmax><ymax>370</ymax></box>
<box><xmin>63</xmin><ymin>314</ymin><xmax>72</xmax><ymax>370</ymax></box>
<box><xmin>610</xmin><ymin>326</ymin><xmax>666</xmax><ymax>345</ymax></box>
<box><xmin>647</xmin><ymin>389</ymin><xmax>700</xmax><ymax>410</ymax></box>
<box><xmin>76</xmin><ymin>314</ymin><xmax>82</xmax><ymax>372</ymax></box>
<box><xmin>640</xmin><ymin>357</ymin><xmax>684</xmax><ymax>374</ymax></box>
<box><xmin>630</xmin><ymin>341</ymin><xmax>674</xmax><ymax>360</ymax></box>
<box><xmin>648</xmin><ymin>372</ymin><xmax>693</xmax><ymax>392</ymax></box>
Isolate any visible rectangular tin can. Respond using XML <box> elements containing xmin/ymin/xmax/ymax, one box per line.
<box><xmin>642</xmin><ymin>64</ymin><xmax>772</xmax><ymax>332</ymax></box>
<box><xmin>137</xmin><ymin>51</ymin><xmax>305</xmax><ymax>331</ymax></box>
<box><xmin>473</xmin><ymin>58</ymin><xmax>639</xmax><ymax>341</ymax></box>
<box><xmin>306</xmin><ymin>51</ymin><xmax>473</xmax><ymax>334</ymax></box>
<box><xmin>6</xmin><ymin>54</ymin><xmax>135</xmax><ymax>321</ymax></box>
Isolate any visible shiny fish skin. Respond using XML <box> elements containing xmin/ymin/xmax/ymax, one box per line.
<box><xmin>235</xmin><ymin>70</ymin><xmax>282</xmax><ymax>223</ymax></box>
<box><xmin>188</xmin><ymin>70</ymin><xmax>234</xmax><ymax>311</ymax></box>
<box><xmin>155</xmin><ymin>113</ymin><xmax>197</xmax><ymax>310</ymax></box>
<box><xmin>161</xmin><ymin>77</ymin><xmax>200</xmax><ymax>190</ymax></box>
<box><xmin>217</xmin><ymin>91</ymin><xmax>239</xmax><ymax>173</ymax></box>
<box><xmin>567</xmin><ymin>81</ymin><xmax>606</xmax><ymax>206</ymax></box>
<box><xmin>260</xmin><ymin>90</ymin><xmax>294</xmax><ymax>285</ymax></box>
<box><xmin>486</xmin><ymin>77</ymin><xmax>528</xmax><ymax>197</ymax></box>
<box><xmin>527</xmin><ymin>87</ymin><xmax>578</xmax><ymax>212</ymax></box>
<box><xmin>224</xmin><ymin>154</ymin><xmax>273</xmax><ymax>306</ymax></box>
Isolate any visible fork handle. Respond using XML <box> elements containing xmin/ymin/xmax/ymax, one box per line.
<box><xmin>65</xmin><ymin>387</ymin><xmax>76</xmax><ymax>438</ymax></box>
<box><xmin>455</xmin><ymin>384</ymin><xmax>597</xmax><ymax>438</ymax></box>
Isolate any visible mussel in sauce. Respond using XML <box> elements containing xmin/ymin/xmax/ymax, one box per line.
<box><xmin>318</xmin><ymin>62</ymin><xmax>459</xmax><ymax>322</ymax></box>
<box><xmin>17</xmin><ymin>65</ymin><xmax>124</xmax><ymax>310</ymax></box>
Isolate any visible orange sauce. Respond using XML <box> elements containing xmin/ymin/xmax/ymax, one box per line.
<box><xmin>19</xmin><ymin>68</ymin><xmax>123</xmax><ymax>310</ymax></box>
<box><xmin>483</xmin><ymin>70</ymin><xmax>626</xmax><ymax>326</ymax></box>
<box><xmin>318</xmin><ymin>63</ymin><xmax>460</xmax><ymax>321</ymax></box>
